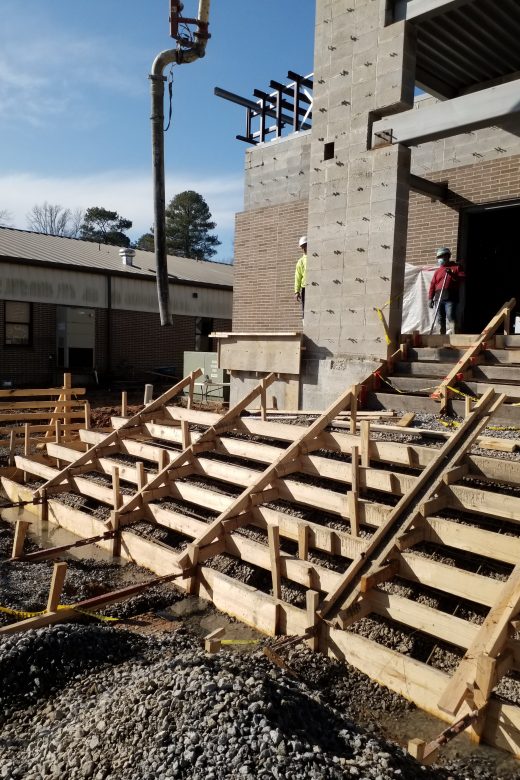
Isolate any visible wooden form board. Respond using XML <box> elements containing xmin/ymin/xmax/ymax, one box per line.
<box><xmin>5</xmin><ymin>369</ymin><xmax>520</xmax><ymax>757</ymax></box>
<box><xmin>216</xmin><ymin>332</ymin><xmax>302</xmax><ymax>374</ymax></box>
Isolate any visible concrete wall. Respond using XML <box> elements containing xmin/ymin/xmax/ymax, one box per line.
<box><xmin>244</xmin><ymin>131</ymin><xmax>311</xmax><ymax>211</ymax></box>
<box><xmin>301</xmin><ymin>0</ymin><xmax>415</xmax><ymax>407</ymax></box>
<box><xmin>230</xmin><ymin>2</ymin><xmax>520</xmax><ymax>409</ymax></box>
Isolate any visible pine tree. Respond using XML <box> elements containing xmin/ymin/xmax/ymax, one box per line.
<box><xmin>80</xmin><ymin>207</ymin><xmax>132</xmax><ymax>247</ymax></box>
<box><xmin>165</xmin><ymin>191</ymin><xmax>220</xmax><ymax>260</ymax></box>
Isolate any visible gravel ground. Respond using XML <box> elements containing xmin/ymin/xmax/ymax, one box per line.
<box><xmin>1</xmin><ymin>624</ymin><xmax>516</xmax><ymax>780</ymax></box>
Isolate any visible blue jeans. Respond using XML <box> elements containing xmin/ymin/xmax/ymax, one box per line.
<box><xmin>437</xmin><ymin>299</ymin><xmax>456</xmax><ymax>334</ymax></box>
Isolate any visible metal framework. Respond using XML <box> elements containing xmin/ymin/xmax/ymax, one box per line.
<box><xmin>215</xmin><ymin>71</ymin><xmax>313</xmax><ymax>144</ymax></box>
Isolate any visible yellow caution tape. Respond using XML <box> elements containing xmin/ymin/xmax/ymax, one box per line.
<box><xmin>220</xmin><ymin>639</ymin><xmax>260</xmax><ymax>646</ymax></box>
<box><xmin>377</xmin><ymin>373</ymin><xmax>440</xmax><ymax>395</ymax></box>
<box><xmin>375</xmin><ymin>309</ymin><xmax>392</xmax><ymax>345</ymax></box>
<box><xmin>0</xmin><ymin>604</ymin><xmax>119</xmax><ymax>623</ymax></box>
<box><xmin>0</xmin><ymin>606</ymin><xmax>42</xmax><ymax>619</ymax></box>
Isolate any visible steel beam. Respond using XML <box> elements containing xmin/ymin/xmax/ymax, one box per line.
<box><xmin>393</xmin><ymin>0</ymin><xmax>475</xmax><ymax>23</ymax></box>
<box><xmin>372</xmin><ymin>79</ymin><xmax>520</xmax><ymax>147</ymax></box>
<box><xmin>410</xmin><ymin>174</ymin><xmax>448</xmax><ymax>201</ymax></box>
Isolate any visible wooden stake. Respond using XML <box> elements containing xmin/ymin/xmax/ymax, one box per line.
<box><xmin>46</xmin><ymin>562</ymin><xmax>67</xmax><ymax>613</ymax></box>
<box><xmin>8</xmin><ymin>429</ymin><xmax>15</xmax><ymax>466</ymax></box>
<box><xmin>267</xmin><ymin>523</ymin><xmax>282</xmax><ymax>601</ymax></box>
<box><xmin>360</xmin><ymin>420</ymin><xmax>370</xmax><ymax>468</ymax></box>
<box><xmin>187</xmin><ymin>377</ymin><xmax>194</xmax><ymax>410</ymax></box>
<box><xmin>11</xmin><ymin>520</ymin><xmax>31</xmax><ymax>559</ymax></box>
<box><xmin>306</xmin><ymin>590</ymin><xmax>319</xmax><ymax>651</ymax></box>
<box><xmin>181</xmin><ymin>420</ymin><xmax>191</xmax><ymax>449</ymax></box>
<box><xmin>349</xmin><ymin>384</ymin><xmax>358</xmax><ymax>434</ymax></box>
<box><xmin>348</xmin><ymin>445</ymin><xmax>360</xmax><ymax>537</ymax></box>
<box><xmin>298</xmin><ymin>523</ymin><xmax>309</xmax><ymax>561</ymax></box>
<box><xmin>110</xmin><ymin>510</ymin><xmax>121</xmax><ymax>558</ymax></box>
<box><xmin>260</xmin><ymin>378</ymin><xmax>267</xmax><ymax>422</ymax></box>
<box><xmin>186</xmin><ymin>543</ymin><xmax>200</xmax><ymax>595</ymax></box>
<box><xmin>112</xmin><ymin>466</ymin><xmax>122</xmax><ymax>509</ymax></box>
<box><xmin>121</xmin><ymin>391</ymin><xmax>128</xmax><ymax>418</ymax></box>
<box><xmin>144</xmin><ymin>384</ymin><xmax>154</xmax><ymax>405</ymax></box>
<box><xmin>136</xmin><ymin>461</ymin><xmax>146</xmax><ymax>491</ymax></box>
<box><xmin>84</xmin><ymin>400</ymin><xmax>91</xmax><ymax>431</ymax></box>
<box><xmin>205</xmin><ymin>627</ymin><xmax>225</xmax><ymax>654</ymax></box>
<box><xmin>24</xmin><ymin>423</ymin><xmax>30</xmax><ymax>456</ymax></box>
<box><xmin>465</xmin><ymin>395</ymin><xmax>472</xmax><ymax>418</ymax></box>
<box><xmin>62</xmin><ymin>373</ymin><xmax>71</xmax><ymax>431</ymax></box>
<box><xmin>158</xmin><ymin>448</ymin><xmax>169</xmax><ymax>471</ymax></box>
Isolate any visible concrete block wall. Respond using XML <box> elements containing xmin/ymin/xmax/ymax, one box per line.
<box><xmin>244</xmin><ymin>131</ymin><xmax>311</xmax><ymax>211</ymax></box>
<box><xmin>301</xmin><ymin>0</ymin><xmax>415</xmax><ymax>406</ymax></box>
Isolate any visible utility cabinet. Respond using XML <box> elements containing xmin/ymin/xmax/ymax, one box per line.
<box><xmin>183</xmin><ymin>351</ymin><xmax>229</xmax><ymax>401</ymax></box>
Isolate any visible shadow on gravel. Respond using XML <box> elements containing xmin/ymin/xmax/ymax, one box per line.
<box><xmin>0</xmin><ymin>625</ymin><xmax>145</xmax><ymax>718</ymax></box>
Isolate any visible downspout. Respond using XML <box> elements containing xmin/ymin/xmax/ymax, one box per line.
<box><xmin>149</xmin><ymin>0</ymin><xmax>211</xmax><ymax>326</ymax></box>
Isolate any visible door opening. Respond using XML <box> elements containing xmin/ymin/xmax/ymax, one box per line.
<box><xmin>461</xmin><ymin>201</ymin><xmax>520</xmax><ymax>333</ymax></box>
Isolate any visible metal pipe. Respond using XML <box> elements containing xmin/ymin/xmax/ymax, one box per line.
<box><xmin>150</xmin><ymin>0</ymin><xmax>211</xmax><ymax>326</ymax></box>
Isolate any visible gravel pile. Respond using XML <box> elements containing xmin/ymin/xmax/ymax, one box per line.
<box><xmin>0</xmin><ymin>624</ymin><xmax>509</xmax><ymax>780</ymax></box>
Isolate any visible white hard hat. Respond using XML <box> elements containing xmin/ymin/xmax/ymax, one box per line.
<box><xmin>299</xmin><ymin>235</ymin><xmax>307</xmax><ymax>247</ymax></box>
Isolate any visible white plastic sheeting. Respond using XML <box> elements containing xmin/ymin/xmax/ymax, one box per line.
<box><xmin>401</xmin><ymin>263</ymin><xmax>436</xmax><ymax>334</ymax></box>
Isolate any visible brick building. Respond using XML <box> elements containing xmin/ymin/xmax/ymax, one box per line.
<box><xmin>227</xmin><ymin>0</ymin><xmax>520</xmax><ymax>407</ymax></box>
<box><xmin>0</xmin><ymin>228</ymin><xmax>232</xmax><ymax>386</ymax></box>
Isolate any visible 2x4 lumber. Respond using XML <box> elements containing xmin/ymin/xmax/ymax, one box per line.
<box><xmin>0</xmin><ymin>474</ymin><xmax>510</xmax><ymax>643</ymax></box>
<box><xmin>267</xmin><ymin>524</ymin><xmax>282</xmax><ymax>600</ymax></box>
<box><xmin>306</xmin><ymin>590</ymin><xmax>320</xmax><ymax>650</ymax></box>
<box><xmin>320</xmin><ymin>389</ymin><xmax>503</xmax><ymax>623</ymax></box>
<box><xmin>0</xmin><ymin>400</ymin><xmax>85</xmax><ymax>410</ymax></box>
<box><xmin>0</xmin><ymin>386</ymin><xmax>85</xmax><ymax>398</ymax></box>
<box><xmin>175</xmin><ymin>382</ymin><xmax>359</xmax><ymax>571</ymax></box>
<box><xmin>434</xmin><ymin>299</ymin><xmax>515</xmax><ymax>411</ymax></box>
<box><xmin>55</xmin><ymin>435</ymin><xmax>520</xmax><ymax>562</ymax></box>
<box><xmin>372</xmin><ymin>81</ymin><xmax>520</xmax><ymax>147</ymax></box>
<box><xmin>120</xmin><ymin>373</ymin><xmax>277</xmax><ymax>519</ymax></box>
<box><xmin>438</xmin><ymin>563</ymin><xmax>520</xmax><ymax>716</ymax></box>
<box><xmin>87</xmin><ymin>422</ymin><xmax>442</xmax><ymax>473</ymax></box>
<box><xmin>323</xmin><ymin>625</ymin><xmax>520</xmax><ymax>758</ymax></box>
<box><xmin>35</xmin><ymin>370</ymin><xmax>203</xmax><ymax>497</ymax></box>
<box><xmin>46</xmin><ymin>562</ymin><xmax>68</xmax><ymax>612</ymax></box>
<box><xmin>11</xmin><ymin>520</ymin><xmax>30</xmax><ymax>559</ymax></box>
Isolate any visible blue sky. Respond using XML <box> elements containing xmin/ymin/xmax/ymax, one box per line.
<box><xmin>0</xmin><ymin>1</ymin><xmax>316</xmax><ymax>260</ymax></box>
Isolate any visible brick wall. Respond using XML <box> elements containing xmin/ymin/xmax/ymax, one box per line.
<box><xmin>233</xmin><ymin>200</ymin><xmax>308</xmax><ymax>332</ymax></box>
<box><xmin>109</xmin><ymin>310</ymin><xmax>196</xmax><ymax>379</ymax></box>
<box><xmin>0</xmin><ymin>301</ymin><xmax>57</xmax><ymax>386</ymax></box>
<box><xmin>407</xmin><ymin>154</ymin><xmax>520</xmax><ymax>266</ymax></box>
<box><xmin>0</xmin><ymin>304</ymin><xmax>231</xmax><ymax>387</ymax></box>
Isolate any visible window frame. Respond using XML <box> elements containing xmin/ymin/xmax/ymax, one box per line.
<box><xmin>4</xmin><ymin>301</ymin><xmax>32</xmax><ymax>348</ymax></box>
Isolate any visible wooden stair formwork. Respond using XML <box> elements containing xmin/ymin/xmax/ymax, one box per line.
<box><xmin>3</xmin><ymin>373</ymin><xmax>520</xmax><ymax>756</ymax></box>
<box><xmin>371</xmin><ymin>299</ymin><xmax>520</xmax><ymax>422</ymax></box>
<box><xmin>0</xmin><ymin>373</ymin><xmax>90</xmax><ymax>462</ymax></box>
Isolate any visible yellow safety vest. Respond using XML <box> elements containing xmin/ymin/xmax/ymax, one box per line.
<box><xmin>294</xmin><ymin>253</ymin><xmax>307</xmax><ymax>293</ymax></box>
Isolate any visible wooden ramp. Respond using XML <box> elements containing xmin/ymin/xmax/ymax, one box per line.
<box><xmin>2</xmin><ymin>369</ymin><xmax>520</xmax><ymax>758</ymax></box>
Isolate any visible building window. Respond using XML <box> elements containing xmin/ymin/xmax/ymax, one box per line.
<box><xmin>5</xmin><ymin>301</ymin><xmax>31</xmax><ymax>346</ymax></box>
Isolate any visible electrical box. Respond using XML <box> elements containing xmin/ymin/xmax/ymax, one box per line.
<box><xmin>183</xmin><ymin>351</ymin><xmax>229</xmax><ymax>401</ymax></box>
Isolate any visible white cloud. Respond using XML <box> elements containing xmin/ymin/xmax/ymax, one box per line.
<box><xmin>0</xmin><ymin>26</ymin><xmax>146</xmax><ymax>127</ymax></box>
<box><xmin>0</xmin><ymin>169</ymin><xmax>242</xmax><ymax>254</ymax></box>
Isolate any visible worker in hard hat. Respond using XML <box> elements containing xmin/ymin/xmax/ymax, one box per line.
<box><xmin>428</xmin><ymin>247</ymin><xmax>464</xmax><ymax>334</ymax></box>
<box><xmin>294</xmin><ymin>235</ymin><xmax>307</xmax><ymax>314</ymax></box>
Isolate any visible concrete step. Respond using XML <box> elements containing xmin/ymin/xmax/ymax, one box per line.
<box><xmin>388</xmin><ymin>375</ymin><xmax>520</xmax><ymax>400</ymax></box>
<box><xmin>407</xmin><ymin>348</ymin><xmax>520</xmax><ymax>365</ymax></box>
<box><xmin>395</xmin><ymin>361</ymin><xmax>520</xmax><ymax>383</ymax></box>
<box><xmin>367</xmin><ymin>391</ymin><xmax>520</xmax><ymax>425</ymax></box>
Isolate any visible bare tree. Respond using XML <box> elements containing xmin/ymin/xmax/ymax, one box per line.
<box><xmin>0</xmin><ymin>209</ymin><xmax>13</xmax><ymax>227</ymax></box>
<box><xmin>27</xmin><ymin>202</ymin><xmax>84</xmax><ymax>237</ymax></box>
